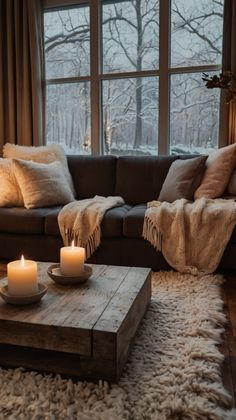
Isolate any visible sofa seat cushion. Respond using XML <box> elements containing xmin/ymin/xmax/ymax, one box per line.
<box><xmin>45</xmin><ymin>205</ymin><xmax>132</xmax><ymax>237</ymax></box>
<box><xmin>123</xmin><ymin>204</ymin><xmax>147</xmax><ymax>238</ymax></box>
<box><xmin>101</xmin><ymin>205</ymin><xmax>132</xmax><ymax>237</ymax></box>
<box><xmin>0</xmin><ymin>208</ymin><xmax>52</xmax><ymax>234</ymax></box>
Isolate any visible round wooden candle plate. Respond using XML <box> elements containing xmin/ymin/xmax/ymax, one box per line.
<box><xmin>47</xmin><ymin>263</ymin><xmax>93</xmax><ymax>285</ymax></box>
<box><xmin>0</xmin><ymin>283</ymin><xmax>47</xmax><ymax>305</ymax></box>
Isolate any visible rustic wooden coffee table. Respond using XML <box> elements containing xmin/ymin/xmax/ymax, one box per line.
<box><xmin>0</xmin><ymin>263</ymin><xmax>151</xmax><ymax>382</ymax></box>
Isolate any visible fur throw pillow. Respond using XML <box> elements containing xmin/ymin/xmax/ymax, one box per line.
<box><xmin>3</xmin><ymin>143</ymin><xmax>75</xmax><ymax>195</ymax></box>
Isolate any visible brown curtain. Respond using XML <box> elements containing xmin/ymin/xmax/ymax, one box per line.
<box><xmin>222</xmin><ymin>0</ymin><xmax>236</xmax><ymax>144</ymax></box>
<box><xmin>0</xmin><ymin>0</ymin><xmax>44</xmax><ymax>153</ymax></box>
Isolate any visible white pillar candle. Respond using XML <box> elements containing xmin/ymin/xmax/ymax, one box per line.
<box><xmin>60</xmin><ymin>241</ymin><xmax>85</xmax><ymax>276</ymax></box>
<box><xmin>7</xmin><ymin>256</ymin><xmax>38</xmax><ymax>296</ymax></box>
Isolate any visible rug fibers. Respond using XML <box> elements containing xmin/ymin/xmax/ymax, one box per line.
<box><xmin>0</xmin><ymin>271</ymin><xmax>235</xmax><ymax>420</ymax></box>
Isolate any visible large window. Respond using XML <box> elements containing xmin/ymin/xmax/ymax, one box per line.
<box><xmin>44</xmin><ymin>0</ymin><xmax>224</xmax><ymax>155</ymax></box>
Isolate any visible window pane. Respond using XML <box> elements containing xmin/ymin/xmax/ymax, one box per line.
<box><xmin>170</xmin><ymin>72</ymin><xmax>220</xmax><ymax>155</ymax></box>
<box><xmin>44</xmin><ymin>6</ymin><xmax>90</xmax><ymax>79</ymax></box>
<box><xmin>102</xmin><ymin>0</ymin><xmax>159</xmax><ymax>73</ymax></box>
<box><xmin>171</xmin><ymin>0</ymin><xmax>223</xmax><ymax>67</ymax></box>
<box><xmin>102</xmin><ymin>77</ymin><xmax>158</xmax><ymax>155</ymax></box>
<box><xmin>46</xmin><ymin>83</ymin><xmax>91</xmax><ymax>154</ymax></box>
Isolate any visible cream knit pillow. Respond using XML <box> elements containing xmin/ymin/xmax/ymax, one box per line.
<box><xmin>194</xmin><ymin>144</ymin><xmax>236</xmax><ymax>199</ymax></box>
<box><xmin>0</xmin><ymin>158</ymin><xmax>23</xmax><ymax>207</ymax></box>
<box><xmin>12</xmin><ymin>159</ymin><xmax>75</xmax><ymax>209</ymax></box>
<box><xmin>3</xmin><ymin>143</ymin><xmax>75</xmax><ymax>195</ymax></box>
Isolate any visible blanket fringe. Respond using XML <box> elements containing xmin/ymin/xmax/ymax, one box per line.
<box><xmin>64</xmin><ymin>225</ymin><xmax>101</xmax><ymax>260</ymax></box>
<box><xmin>58</xmin><ymin>196</ymin><xmax>124</xmax><ymax>260</ymax></box>
<box><xmin>63</xmin><ymin>228</ymin><xmax>73</xmax><ymax>246</ymax></box>
<box><xmin>143</xmin><ymin>217</ymin><xmax>163</xmax><ymax>251</ymax></box>
<box><xmin>80</xmin><ymin>225</ymin><xmax>101</xmax><ymax>260</ymax></box>
<box><xmin>143</xmin><ymin>197</ymin><xmax>236</xmax><ymax>275</ymax></box>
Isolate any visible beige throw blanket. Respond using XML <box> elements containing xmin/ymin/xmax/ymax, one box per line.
<box><xmin>58</xmin><ymin>195</ymin><xmax>124</xmax><ymax>259</ymax></box>
<box><xmin>143</xmin><ymin>197</ymin><xmax>236</xmax><ymax>275</ymax></box>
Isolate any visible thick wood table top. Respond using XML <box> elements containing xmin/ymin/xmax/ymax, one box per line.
<box><xmin>0</xmin><ymin>263</ymin><xmax>152</xmax><ymax>360</ymax></box>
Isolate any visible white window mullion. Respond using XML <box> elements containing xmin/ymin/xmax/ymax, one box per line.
<box><xmin>158</xmin><ymin>0</ymin><xmax>170</xmax><ymax>155</ymax></box>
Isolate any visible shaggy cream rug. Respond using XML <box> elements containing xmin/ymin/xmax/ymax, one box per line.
<box><xmin>0</xmin><ymin>271</ymin><xmax>235</xmax><ymax>420</ymax></box>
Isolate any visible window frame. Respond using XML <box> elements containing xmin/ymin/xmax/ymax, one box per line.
<box><xmin>43</xmin><ymin>0</ymin><xmax>226</xmax><ymax>155</ymax></box>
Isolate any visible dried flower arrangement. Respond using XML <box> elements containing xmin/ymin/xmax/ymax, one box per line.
<box><xmin>202</xmin><ymin>71</ymin><xmax>236</xmax><ymax>103</ymax></box>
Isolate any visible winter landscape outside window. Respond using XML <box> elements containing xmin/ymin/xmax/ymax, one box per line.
<box><xmin>43</xmin><ymin>0</ymin><xmax>224</xmax><ymax>156</ymax></box>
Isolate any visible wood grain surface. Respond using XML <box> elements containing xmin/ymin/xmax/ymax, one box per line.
<box><xmin>0</xmin><ymin>262</ymin><xmax>151</xmax><ymax>381</ymax></box>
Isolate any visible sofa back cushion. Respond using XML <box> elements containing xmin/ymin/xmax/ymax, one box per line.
<box><xmin>115</xmin><ymin>156</ymin><xmax>178</xmax><ymax>204</ymax></box>
<box><xmin>67</xmin><ymin>155</ymin><xmax>117</xmax><ymax>199</ymax></box>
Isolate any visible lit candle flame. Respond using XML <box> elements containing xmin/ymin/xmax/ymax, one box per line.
<box><xmin>21</xmin><ymin>255</ymin><xmax>25</xmax><ymax>267</ymax></box>
<box><xmin>71</xmin><ymin>240</ymin><xmax>74</xmax><ymax>250</ymax></box>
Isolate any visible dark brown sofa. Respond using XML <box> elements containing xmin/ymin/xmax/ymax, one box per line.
<box><xmin>0</xmin><ymin>155</ymin><xmax>235</xmax><ymax>271</ymax></box>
